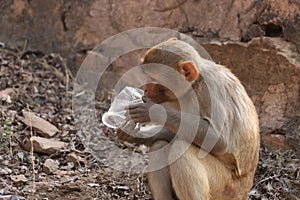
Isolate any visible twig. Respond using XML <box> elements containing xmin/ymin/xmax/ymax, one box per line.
<box><xmin>27</xmin><ymin>107</ymin><xmax>36</xmax><ymax>200</ymax></box>
<box><xmin>65</xmin><ymin>65</ymin><xmax>69</xmax><ymax>94</ymax></box>
<box><xmin>253</xmin><ymin>175</ymin><xmax>279</xmax><ymax>189</ymax></box>
<box><xmin>9</xmin><ymin>135</ymin><xmax>13</xmax><ymax>156</ymax></box>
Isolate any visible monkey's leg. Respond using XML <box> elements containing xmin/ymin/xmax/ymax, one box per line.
<box><xmin>169</xmin><ymin>140</ymin><xmax>210</xmax><ymax>200</ymax></box>
<box><xmin>147</xmin><ymin>140</ymin><xmax>177</xmax><ymax>200</ymax></box>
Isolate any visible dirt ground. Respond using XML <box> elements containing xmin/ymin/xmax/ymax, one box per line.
<box><xmin>0</xmin><ymin>47</ymin><xmax>299</xmax><ymax>200</ymax></box>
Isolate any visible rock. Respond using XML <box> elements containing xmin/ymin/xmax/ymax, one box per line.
<box><xmin>261</xmin><ymin>134</ymin><xmax>291</xmax><ymax>151</ymax></box>
<box><xmin>0</xmin><ymin>195</ymin><xmax>19</xmax><ymax>200</ymax></box>
<box><xmin>17</xmin><ymin>152</ymin><xmax>24</xmax><ymax>161</ymax></box>
<box><xmin>0</xmin><ymin>167</ymin><xmax>12</xmax><ymax>175</ymax></box>
<box><xmin>285</xmin><ymin>117</ymin><xmax>300</xmax><ymax>156</ymax></box>
<box><xmin>22</xmin><ymin>110</ymin><xmax>59</xmax><ymax>138</ymax></box>
<box><xmin>137</xmin><ymin>145</ymin><xmax>148</xmax><ymax>154</ymax></box>
<box><xmin>10</xmin><ymin>195</ymin><xmax>20</xmax><ymax>200</ymax></box>
<box><xmin>123</xmin><ymin>141</ymin><xmax>134</xmax><ymax>149</ymax></box>
<box><xmin>19</xmin><ymin>165</ymin><xmax>28</xmax><ymax>174</ymax></box>
<box><xmin>1</xmin><ymin>0</ymin><xmax>300</xmax><ymax>71</ymax></box>
<box><xmin>202</xmin><ymin>37</ymin><xmax>300</xmax><ymax>131</ymax></box>
<box><xmin>87</xmin><ymin>183</ymin><xmax>99</xmax><ymax>188</ymax></box>
<box><xmin>0</xmin><ymin>88</ymin><xmax>15</xmax><ymax>103</ymax></box>
<box><xmin>115</xmin><ymin>185</ymin><xmax>130</xmax><ymax>190</ymax></box>
<box><xmin>66</xmin><ymin>152</ymin><xmax>87</xmax><ymax>165</ymax></box>
<box><xmin>10</xmin><ymin>175</ymin><xmax>27</xmax><ymax>183</ymax></box>
<box><xmin>43</xmin><ymin>159</ymin><xmax>59</xmax><ymax>174</ymax></box>
<box><xmin>22</xmin><ymin>136</ymin><xmax>67</xmax><ymax>154</ymax></box>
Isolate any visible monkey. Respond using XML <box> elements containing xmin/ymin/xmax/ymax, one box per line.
<box><xmin>117</xmin><ymin>39</ymin><xmax>260</xmax><ymax>200</ymax></box>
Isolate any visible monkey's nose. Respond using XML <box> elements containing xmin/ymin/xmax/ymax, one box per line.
<box><xmin>143</xmin><ymin>83</ymin><xmax>157</xmax><ymax>99</ymax></box>
<box><xmin>144</xmin><ymin>87</ymin><xmax>148</xmax><ymax>94</ymax></box>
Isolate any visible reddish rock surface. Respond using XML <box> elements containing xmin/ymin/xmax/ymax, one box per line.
<box><xmin>202</xmin><ymin>37</ymin><xmax>300</xmax><ymax>132</ymax></box>
<box><xmin>1</xmin><ymin>0</ymin><xmax>300</xmax><ymax>68</ymax></box>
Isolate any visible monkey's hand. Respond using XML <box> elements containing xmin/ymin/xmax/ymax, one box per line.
<box><xmin>127</xmin><ymin>97</ymin><xmax>165</xmax><ymax>124</ymax></box>
<box><xmin>116</xmin><ymin>121</ymin><xmax>143</xmax><ymax>144</ymax></box>
<box><xmin>117</xmin><ymin>121</ymin><xmax>175</xmax><ymax>146</ymax></box>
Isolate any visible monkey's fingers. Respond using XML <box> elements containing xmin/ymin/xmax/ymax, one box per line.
<box><xmin>129</xmin><ymin>113</ymin><xmax>151</xmax><ymax>124</ymax></box>
<box><xmin>120</xmin><ymin>120</ymin><xmax>140</xmax><ymax>134</ymax></box>
<box><xmin>128</xmin><ymin>103</ymin><xmax>145</xmax><ymax>112</ymax></box>
<box><xmin>117</xmin><ymin>121</ymin><xmax>142</xmax><ymax>143</ymax></box>
<box><xmin>127</xmin><ymin>106</ymin><xmax>149</xmax><ymax>123</ymax></box>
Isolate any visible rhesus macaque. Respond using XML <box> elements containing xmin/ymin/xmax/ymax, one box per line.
<box><xmin>117</xmin><ymin>39</ymin><xmax>260</xmax><ymax>200</ymax></box>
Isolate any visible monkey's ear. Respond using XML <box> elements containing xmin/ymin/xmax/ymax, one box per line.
<box><xmin>178</xmin><ymin>61</ymin><xmax>199</xmax><ymax>82</ymax></box>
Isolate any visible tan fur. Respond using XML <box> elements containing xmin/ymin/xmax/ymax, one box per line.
<box><xmin>118</xmin><ymin>39</ymin><xmax>260</xmax><ymax>200</ymax></box>
<box><xmin>148</xmin><ymin>141</ymin><xmax>175</xmax><ymax>200</ymax></box>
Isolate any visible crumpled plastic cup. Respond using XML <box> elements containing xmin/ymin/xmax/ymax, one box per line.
<box><xmin>102</xmin><ymin>86</ymin><xmax>144</xmax><ymax>129</ymax></box>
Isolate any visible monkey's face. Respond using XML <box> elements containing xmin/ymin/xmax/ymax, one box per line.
<box><xmin>141</xmin><ymin>61</ymin><xmax>200</xmax><ymax>103</ymax></box>
<box><xmin>140</xmin><ymin>63</ymin><xmax>198</xmax><ymax>104</ymax></box>
<box><xmin>143</xmin><ymin>82</ymin><xmax>177</xmax><ymax>104</ymax></box>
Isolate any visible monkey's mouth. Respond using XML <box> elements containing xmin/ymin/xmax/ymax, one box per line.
<box><xmin>147</xmin><ymin>95</ymin><xmax>175</xmax><ymax>104</ymax></box>
<box><xmin>145</xmin><ymin>96</ymin><xmax>163</xmax><ymax>104</ymax></box>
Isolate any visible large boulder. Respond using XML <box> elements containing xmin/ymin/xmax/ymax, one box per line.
<box><xmin>202</xmin><ymin>37</ymin><xmax>300</xmax><ymax>132</ymax></box>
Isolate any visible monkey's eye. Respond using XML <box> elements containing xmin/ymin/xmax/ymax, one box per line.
<box><xmin>158</xmin><ymin>85</ymin><xmax>167</xmax><ymax>94</ymax></box>
<box><xmin>159</xmin><ymin>88</ymin><xmax>165</xmax><ymax>93</ymax></box>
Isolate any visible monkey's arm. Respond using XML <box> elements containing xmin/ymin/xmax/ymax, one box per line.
<box><xmin>129</xmin><ymin>102</ymin><xmax>229</xmax><ymax>154</ymax></box>
<box><xmin>117</xmin><ymin>125</ymin><xmax>175</xmax><ymax>146</ymax></box>
<box><xmin>165</xmin><ymin>107</ymin><xmax>229</xmax><ymax>154</ymax></box>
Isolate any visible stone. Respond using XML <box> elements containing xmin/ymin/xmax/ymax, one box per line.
<box><xmin>285</xmin><ymin>117</ymin><xmax>300</xmax><ymax>156</ymax></box>
<box><xmin>137</xmin><ymin>144</ymin><xmax>148</xmax><ymax>154</ymax></box>
<box><xmin>66</xmin><ymin>152</ymin><xmax>87</xmax><ymax>165</ymax></box>
<box><xmin>43</xmin><ymin>159</ymin><xmax>59</xmax><ymax>174</ymax></box>
<box><xmin>22</xmin><ymin>110</ymin><xmax>59</xmax><ymax>138</ymax></box>
<box><xmin>10</xmin><ymin>175</ymin><xmax>27</xmax><ymax>183</ymax></box>
<box><xmin>202</xmin><ymin>37</ymin><xmax>300</xmax><ymax>131</ymax></box>
<box><xmin>0</xmin><ymin>167</ymin><xmax>12</xmax><ymax>175</ymax></box>
<box><xmin>261</xmin><ymin>134</ymin><xmax>291</xmax><ymax>151</ymax></box>
<box><xmin>0</xmin><ymin>195</ymin><xmax>19</xmax><ymax>200</ymax></box>
<box><xmin>0</xmin><ymin>88</ymin><xmax>15</xmax><ymax>103</ymax></box>
<box><xmin>22</xmin><ymin>136</ymin><xmax>67</xmax><ymax>154</ymax></box>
